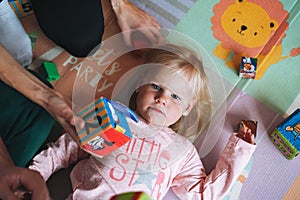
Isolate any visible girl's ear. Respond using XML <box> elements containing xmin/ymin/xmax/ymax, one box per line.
<box><xmin>182</xmin><ymin>98</ymin><xmax>197</xmax><ymax>116</ymax></box>
<box><xmin>182</xmin><ymin>104</ymin><xmax>193</xmax><ymax>116</ymax></box>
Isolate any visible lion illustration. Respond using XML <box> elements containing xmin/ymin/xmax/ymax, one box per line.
<box><xmin>211</xmin><ymin>0</ymin><xmax>298</xmax><ymax>79</ymax></box>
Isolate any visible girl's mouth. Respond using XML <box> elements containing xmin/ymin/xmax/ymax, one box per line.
<box><xmin>149</xmin><ymin>106</ymin><xmax>166</xmax><ymax>116</ymax></box>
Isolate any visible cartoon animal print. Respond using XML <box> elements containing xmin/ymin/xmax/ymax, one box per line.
<box><xmin>87</xmin><ymin>136</ymin><xmax>115</xmax><ymax>150</ymax></box>
<box><xmin>240</xmin><ymin>57</ymin><xmax>256</xmax><ymax>78</ymax></box>
<box><xmin>211</xmin><ymin>0</ymin><xmax>300</xmax><ymax>79</ymax></box>
<box><xmin>286</xmin><ymin>123</ymin><xmax>300</xmax><ymax>140</ymax></box>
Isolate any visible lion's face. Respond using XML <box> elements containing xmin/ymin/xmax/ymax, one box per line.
<box><xmin>221</xmin><ymin>1</ymin><xmax>278</xmax><ymax>48</ymax></box>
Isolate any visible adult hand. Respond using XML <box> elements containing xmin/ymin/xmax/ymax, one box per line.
<box><xmin>112</xmin><ymin>0</ymin><xmax>164</xmax><ymax>46</ymax></box>
<box><xmin>0</xmin><ymin>44</ymin><xmax>84</xmax><ymax>140</ymax></box>
<box><xmin>42</xmin><ymin>88</ymin><xmax>85</xmax><ymax>141</ymax></box>
<box><xmin>0</xmin><ymin>165</ymin><xmax>49</xmax><ymax>200</ymax></box>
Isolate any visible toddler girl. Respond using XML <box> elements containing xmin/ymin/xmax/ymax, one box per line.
<box><xmin>29</xmin><ymin>44</ymin><xmax>256</xmax><ymax>200</ymax></box>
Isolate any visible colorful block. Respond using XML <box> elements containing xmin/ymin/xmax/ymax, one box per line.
<box><xmin>8</xmin><ymin>0</ymin><xmax>33</xmax><ymax>18</ymax></box>
<box><xmin>239</xmin><ymin>57</ymin><xmax>257</xmax><ymax>79</ymax></box>
<box><xmin>39</xmin><ymin>61</ymin><xmax>60</xmax><ymax>82</ymax></box>
<box><xmin>110</xmin><ymin>192</ymin><xmax>153</xmax><ymax>200</ymax></box>
<box><xmin>239</xmin><ymin>120</ymin><xmax>257</xmax><ymax>138</ymax></box>
<box><xmin>270</xmin><ymin>109</ymin><xmax>300</xmax><ymax>160</ymax></box>
<box><xmin>76</xmin><ymin>97</ymin><xmax>138</xmax><ymax>157</ymax></box>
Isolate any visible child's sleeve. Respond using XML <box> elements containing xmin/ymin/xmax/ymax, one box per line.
<box><xmin>28</xmin><ymin>133</ymin><xmax>87</xmax><ymax>181</ymax></box>
<box><xmin>171</xmin><ymin>133</ymin><xmax>256</xmax><ymax>200</ymax></box>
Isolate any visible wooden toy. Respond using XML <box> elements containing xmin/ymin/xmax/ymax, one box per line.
<box><xmin>39</xmin><ymin>61</ymin><xmax>60</xmax><ymax>82</ymax></box>
<box><xmin>239</xmin><ymin>120</ymin><xmax>257</xmax><ymax>138</ymax></box>
<box><xmin>239</xmin><ymin>57</ymin><xmax>257</xmax><ymax>79</ymax></box>
<box><xmin>110</xmin><ymin>192</ymin><xmax>153</xmax><ymax>200</ymax></box>
<box><xmin>76</xmin><ymin>97</ymin><xmax>138</xmax><ymax>157</ymax></box>
<box><xmin>8</xmin><ymin>0</ymin><xmax>33</xmax><ymax>18</ymax></box>
<box><xmin>270</xmin><ymin>109</ymin><xmax>300</xmax><ymax>160</ymax></box>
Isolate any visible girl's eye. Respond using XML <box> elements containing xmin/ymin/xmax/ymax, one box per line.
<box><xmin>151</xmin><ymin>84</ymin><xmax>161</xmax><ymax>90</ymax></box>
<box><xmin>171</xmin><ymin>94</ymin><xmax>181</xmax><ymax>101</ymax></box>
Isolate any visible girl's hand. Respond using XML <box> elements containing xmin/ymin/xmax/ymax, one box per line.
<box><xmin>111</xmin><ymin>0</ymin><xmax>163</xmax><ymax>46</ymax></box>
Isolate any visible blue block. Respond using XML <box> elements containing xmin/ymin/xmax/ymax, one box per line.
<box><xmin>270</xmin><ymin>109</ymin><xmax>300</xmax><ymax>160</ymax></box>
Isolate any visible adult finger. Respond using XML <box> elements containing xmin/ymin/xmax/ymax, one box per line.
<box><xmin>71</xmin><ymin>115</ymin><xmax>85</xmax><ymax>130</ymax></box>
<box><xmin>149</xmin><ymin>27</ymin><xmax>164</xmax><ymax>44</ymax></box>
<box><xmin>69</xmin><ymin>115</ymin><xmax>85</xmax><ymax>140</ymax></box>
<box><xmin>0</xmin><ymin>187</ymin><xmax>19</xmax><ymax>200</ymax></box>
<box><xmin>139</xmin><ymin>29</ymin><xmax>157</xmax><ymax>44</ymax></box>
<box><xmin>20</xmin><ymin>170</ymin><xmax>49</xmax><ymax>200</ymax></box>
<box><xmin>60</xmin><ymin>118</ymin><xmax>78</xmax><ymax>141</ymax></box>
<box><xmin>145</xmin><ymin>15</ymin><xmax>161</xmax><ymax>28</ymax></box>
<box><xmin>122</xmin><ymin>30</ymin><xmax>133</xmax><ymax>47</ymax></box>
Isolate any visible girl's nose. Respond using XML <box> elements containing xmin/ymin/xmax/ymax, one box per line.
<box><xmin>155</xmin><ymin>94</ymin><xmax>167</xmax><ymax>105</ymax></box>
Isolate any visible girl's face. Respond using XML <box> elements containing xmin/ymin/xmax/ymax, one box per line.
<box><xmin>135</xmin><ymin>67</ymin><xmax>194</xmax><ymax>127</ymax></box>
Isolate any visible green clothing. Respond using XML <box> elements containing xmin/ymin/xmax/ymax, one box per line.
<box><xmin>0</xmin><ymin>70</ymin><xmax>54</xmax><ymax>167</ymax></box>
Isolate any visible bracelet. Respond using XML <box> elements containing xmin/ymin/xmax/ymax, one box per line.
<box><xmin>112</xmin><ymin>2</ymin><xmax>120</xmax><ymax>9</ymax></box>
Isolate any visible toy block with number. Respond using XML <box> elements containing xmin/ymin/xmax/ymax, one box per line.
<box><xmin>270</xmin><ymin>109</ymin><xmax>300</xmax><ymax>160</ymax></box>
<box><xmin>9</xmin><ymin>0</ymin><xmax>33</xmax><ymax>18</ymax></box>
<box><xmin>239</xmin><ymin>57</ymin><xmax>257</xmax><ymax>79</ymax></box>
<box><xmin>76</xmin><ymin>97</ymin><xmax>138</xmax><ymax>157</ymax></box>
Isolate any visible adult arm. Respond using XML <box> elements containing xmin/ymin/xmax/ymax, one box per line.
<box><xmin>0</xmin><ymin>44</ymin><xmax>84</xmax><ymax>140</ymax></box>
<box><xmin>0</xmin><ymin>44</ymin><xmax>84</xmax><ymax>199</ymax></box>
<box><xmin>0</xmin><ymin>138</ymin><xmax>49</xmax><ymax>200</ymax></box>
<box><xmin>110</xmin><ymin>0</ymin><xmax>163</xmax><ymax>46</ymax></box>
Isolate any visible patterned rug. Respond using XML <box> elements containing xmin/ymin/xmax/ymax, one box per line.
<box><xmin>12</xmin><ymin>0</ymin><xmax>300</xmax><ymax>199</ymax></box>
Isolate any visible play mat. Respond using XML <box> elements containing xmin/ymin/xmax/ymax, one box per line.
<box><xmin>12</xmin><ymin>0</ymin><xmax>300</xmax><ymax>199</ymax></box>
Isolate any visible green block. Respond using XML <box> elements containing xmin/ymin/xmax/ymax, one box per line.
<box><xmin>39</xmin><ymin>61</ymin><xmax>60</xmax><ymax>82</ymax></box>
<box><xmin>110</xmin><ymin>192</ymin><xmax>153</xmax><ymax>200</ymax></box>
<box><xmin>270</xmin><ymin>129</ymin><xmax>299</xmax><ymax>160</ymax></box>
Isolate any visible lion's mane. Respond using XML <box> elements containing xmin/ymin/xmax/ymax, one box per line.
<box><xmin>211</xmin><ymin>0</ymin><xmax>289</xmax><ymax>57</ymax></box>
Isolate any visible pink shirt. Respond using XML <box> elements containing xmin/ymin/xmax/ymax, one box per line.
<box><xmin>29</xmin><ymin>120</ymin><xmax>256</xmax><ymax>200</ymax></box>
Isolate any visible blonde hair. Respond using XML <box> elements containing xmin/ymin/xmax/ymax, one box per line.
<box><xmin>130</xmin><ymin>43</ymin><xmax>211</xmax><ymax>140</ymax></box>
